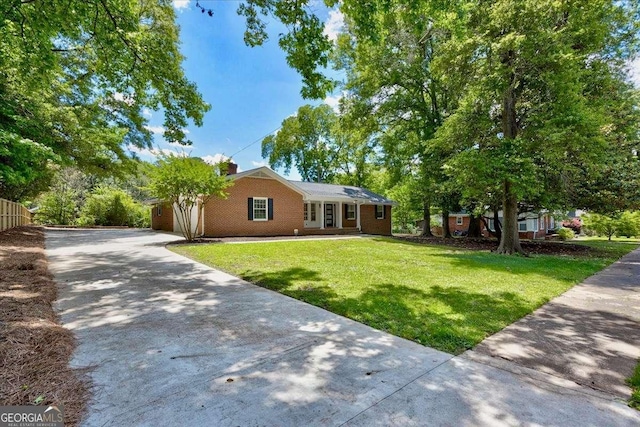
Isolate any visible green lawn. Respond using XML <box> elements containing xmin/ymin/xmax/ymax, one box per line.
<box><xmin>628</xmin><ymin>361</ymin><xmax>640</xmax><ymax>409</ymax></box>
<box><xmin>573</xmin><ymin>236</ymin><xmax>640</xmax><ymax>259</ymax></box>
<box><xmin>171</xmin><ymin>237</ymin><xmax>637</xmax><ymax>354</ymax></box>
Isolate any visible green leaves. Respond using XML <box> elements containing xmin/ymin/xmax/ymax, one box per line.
<box><xmin>0</xmin><ymin>0</ymin><xmax>208</xmax><ymax>201</ymax></box>
<box><xmin>238</xmin><ymin>0</ymin><xmax>336</xmax><ymax>99</ymax></box>
<box><xmin>147</xmin><ymin>155</ymin><xmax>231</xmax><ymax>241</ymax></box>
<box><xmin>262</xmin><ymin>104</ymin><xmax>340</xmax><ymax>182</ymax></box>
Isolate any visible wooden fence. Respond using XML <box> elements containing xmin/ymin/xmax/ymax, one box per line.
<box><xmin>0</xmin><ymin>198</ymin><xmax>32</xmax><ymax>232</ymax></box>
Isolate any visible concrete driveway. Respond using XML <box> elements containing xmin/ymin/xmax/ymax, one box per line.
<box><xmin>46</xmin><ymin>229</ymin><xmax>640</xmax><ymax>426</ymax></box>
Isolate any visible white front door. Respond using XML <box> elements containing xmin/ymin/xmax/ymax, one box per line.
<box><xmin>304</xmin><ymin>203</ymin><xmax>321</xmax><ymax>228</ymax></box>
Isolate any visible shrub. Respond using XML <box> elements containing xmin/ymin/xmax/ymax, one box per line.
<box><xmin>78</xmin><ymin>186</ymin><xmax>149</xmax><ymax>227</ymax></box>
<box><xmin>34</xmin><ymin>190</ymin><xmax>78</xmax><ymax>225</ymax></box>
<box><xmin>557</xmin><ymin>227</ymin><xmax>575</xmax><ymax>241</ymax></box>
<box><xmin>562</xmin><ymin>217</ymin><xmax>582</xmax><ymax>235</ymax></box>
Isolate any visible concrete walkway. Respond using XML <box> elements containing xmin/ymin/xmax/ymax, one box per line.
<box><xmin>46</xmin><ymin>229</ymin><xmax>640</xmax><ymax>426</ymax></box>
<box><xmin>471</xmin><ymin>245</ymin><xmax>640</xmax><ymax>398</ymax></box>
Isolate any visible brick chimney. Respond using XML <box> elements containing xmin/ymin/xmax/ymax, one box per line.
<box><xmin>226</xmin><ymin>162</ymin><xmax>238</xmax><ymax>175</ymax></box>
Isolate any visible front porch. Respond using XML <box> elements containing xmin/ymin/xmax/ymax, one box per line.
<box><xmin>303</xmin><ymin>201</ymin><xmax>361</xmax><ymax>233</ymax></box>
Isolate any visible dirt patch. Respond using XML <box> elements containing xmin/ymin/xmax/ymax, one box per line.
<box><xmin>394</xmin><ymin>235</ymin><xmax>594</xmax><ymax>256</ymax></box>
<box><xmin>0</xmin><ymin>226</ymin><xmax>89</xmax><ymax>426</ymax></box>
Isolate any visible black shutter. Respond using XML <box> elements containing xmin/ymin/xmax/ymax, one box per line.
<box><xmin>248</xmin><ymin>198</ymin><xmax>253</xmax><ymax>220</ymax></box>
<box><xmin>344</xmin><ymin>204</ymin><xmax>348</xmax><ymax>219</ymax></box>
<box><xmin>268</xmin><ymin>198</ymin><xmax>274</xmax><ymax>220</ymax></box>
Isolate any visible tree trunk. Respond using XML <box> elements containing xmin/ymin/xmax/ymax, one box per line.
<box><xmin>442</xmin><ymin>209</ymin><xmax>452</xmax><ymax>238</ymax></box>
<box><xmin>493</xmin><ymin>209</ymin><xmax>502</xmax><ymax>241</ymax></box>
<box><xmin>495</xmin><ymin>72</ymin><xmax>525</xmax><ymax>255</ymax></box>
<box><xmin>496</xmin><ymin>181</ymin><xmax>525</xmax><ymax>254</ymax></box>
<box><xmin>421</xmin><ymin>199</ymin><xmax>433</xmax><ymax>237</ymax></box>
<box><xmin>467</xmin><ymin>213</ymin><xmax>483</xmax><ymax>238</ymax></box>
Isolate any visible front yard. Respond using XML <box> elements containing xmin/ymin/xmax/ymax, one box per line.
<box><xmin>171</xmin><ymin>237</ymin><xmax>637</xmax><ymax>354</ymax></box>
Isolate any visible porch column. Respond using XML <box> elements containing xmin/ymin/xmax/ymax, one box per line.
<box><xmin>356</xmin><ymin>203</ymin><xmax>361</xmax><ymax>231</ymax></box>
<box><xmin>337</xmin><ymin>202</ymin><xmax>343</xmax><ymax>229</ymax></box>
<box><xmin>320</xmin><ymin>201</ymin><xmax>325</xmax><ymax>229</ymax></box>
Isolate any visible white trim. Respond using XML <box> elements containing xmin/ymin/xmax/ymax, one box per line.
<box><xmin>456</xmin><ymin>216</ymin><xmax>463</xmax><ymax>225</ymax></box>
<box><xmin>337</xmin><ymin>202</ymin><xmax>343</xmax><ymax>229</ymax></box>
<box><xmin>375</xmin><ymin>205</ymin><xmax>385</xmax><ymax>220</ymax></box>
<box><xmin>252</xmin><ymin>197</ymin><xmax>268</xmax><ymax>221</ymax></box>
<box><xmin>232</xmin><ymin>167</ymin><xmax>309</xmax><ymax>197</ymax></box>
<box><xmin>320</xmin><ymin>202</ymin><xmax>325</xmax><ymax>229</ymax></box>
<box><xmin>200</xmin><ymin>200</ymin><xmax>205</xmax><ymax>236</ymax></box>
<box><xmin>356</xmin><ymin>203</ymin><xmax>361</xmax><ymax>230</ymax></box>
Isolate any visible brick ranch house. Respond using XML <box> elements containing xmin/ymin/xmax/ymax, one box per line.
<box><xmin>151</xmin><ymin>165</ymin><xmax>395</xmax><ymax>237</ymax></box>
<box><xmin>436</xmin><ymin>210</ymin><xmax>557</xmax><ymax>239</ymax></box>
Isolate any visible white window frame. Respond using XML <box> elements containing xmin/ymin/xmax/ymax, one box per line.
<box><xmin>518</xmin><ymin>221</ymin><xmax>527</xmax><ymax>232</ymax></box>
<box><xmin>157</xmin><ymin>205</ymin><xmax>162</xmax><ymax>216</ymax></box>
<box><xmin>456</xmin><ymin>216</ymin><xmax>463</xmax><ymax>226</ymax></box>
<box><xmin>488</xmin><ymin>218</ymin><xmax>494</xmax><ymax>231</ymax></box>
<box><xmin>375</xmin><ymin>205</ymin><xmax>385</xmax><ymax>220</ymax></box>
<box><xmin>304</xmin><ymin>204</ymin><xmax>308</xmax><ymax>221</ymax></box>
<box><xmin>310</xmin><ymin>203</ymin><xmax>317</xmax><ymax>221</ymax></box>
<box><xmin>253</xmin><ymin>197</ymin><xmax>268</xmax><ymax>221</ymax></box>
<box><xmin>346</xmin><ymin>204</ymin><xmax>356</xmax><ymax>220</ymax></box>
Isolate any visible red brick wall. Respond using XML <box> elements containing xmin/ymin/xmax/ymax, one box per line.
<box><xmin>203</xmin><ymin>177</ymin><xmax>304</xmax><ymax>237</ymax></box>
<box><xmin>342</xmin><ymin>204</ymin><xmax>357</xmax><ymax>228</ymax></box>
<box><xmin>151</xmin><ymin>203</ymin><xmax>173</xmax><ymax>232</ymax></box>
<box><xmin>448</xmin><ymin>216</ymin><xmax>471</xmax><ymax>234</ymax></box>
<box><xmin>360</xmin><ymin>205</ymin><xmax>392</xmax><ymax>235</ymax></box>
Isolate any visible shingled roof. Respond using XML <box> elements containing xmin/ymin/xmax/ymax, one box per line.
<box><xmin>290</xmin><ymin>181</ymin><xmax>395</xmax><ymax>205</ymax></box>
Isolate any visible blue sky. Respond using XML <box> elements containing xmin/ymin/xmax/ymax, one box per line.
<box><xmin>130</xmin><ymin>1</ymin><xmax>345</xmax><ymax>180</ymax></box>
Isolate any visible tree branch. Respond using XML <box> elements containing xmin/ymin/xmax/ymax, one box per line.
<box><xmin>97</xmin><ymin>0</ymin><xmax>145</xmax><ymax>64</ymax></box>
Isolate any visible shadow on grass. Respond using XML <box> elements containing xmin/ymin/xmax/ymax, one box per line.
<box><xmin>236</xmin><ymin>267</ymin><xmax>531</xmax><ymax>354</ymax></box>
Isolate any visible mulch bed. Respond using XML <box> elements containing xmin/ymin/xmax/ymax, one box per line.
<box><xmin>394</xmin><ymin>235</ymin><xmax>594</xmax><ymax>256</ymax></box>
<box><xmin>0</xmin><ymin>226</ymin><xmax>89</xmax><ymax>426</ymax></box>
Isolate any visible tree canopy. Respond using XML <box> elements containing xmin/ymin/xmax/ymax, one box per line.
<box><xmin>0</xmin><ymin>0</ymin><xmax>210</xmax><ymax>200</ymax></box>
<box><xmin>329</xmin><ymin>0</ymin><xmax>640</xmax><ymax>253</ymax></box>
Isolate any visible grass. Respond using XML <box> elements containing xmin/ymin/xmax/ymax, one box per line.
<box><xmin>628</xmin><ymin>361</ymin><xmax>640</xmax><ymax>409</ymax></box>
<box><xmin>573</xmin><ymin>236</ymin><xmax>640</xmax><ymax>258</ymax></box>
<box><xmin>171</xmin><ymin>237</ymin><xmax>637</xmax><ymax>354</ymax></box>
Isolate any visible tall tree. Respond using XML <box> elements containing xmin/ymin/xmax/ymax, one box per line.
<box><xmin>433</xmin><ymin>0</ymin><xmax>639</xmax><ymax>254</ymax></box>
<box><xmin>333</xmin><ymin>3</ymin><xmax>456</xmax><ymax>237</ymax></box>
<box><xmin>262</xmin><ymin>104</ymin><xmax>340</xmax><ymax>182</ymax></box>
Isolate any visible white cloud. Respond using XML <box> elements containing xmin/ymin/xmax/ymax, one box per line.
<box><xmin>202</xmin><ymin>154</ymin><xmax>230</xmax><ymax>165</ymax></box>
<box><xmin>144</xmin><ymin>125</ymin><xmax>165</xmax><ymax>134</ymax></box>
<box><xmin>113</xmin><ymin>92</ymin><xmax>135</xmax><ymax>106</ymax></box>
<box><xmin>142</xmin><ymin>108</ymin><xmax>152</xmax><ymax>118</ymax></box>
<box><xmin>251</xmin><ymin>160</ymin><xmax>268</xmax><ymax>167</ymax></box>
<box><xmin>323</xmin><ymin>9</ymin><xmax>344</xmax><ymax>42</ymax></box>
<box><xmin>173</xmin><ymin>0</ymin><xmax>190</xmax><ymax>10</ymax></box>
<box><xmin>324</xmin><ymin>93</ymin><xmax>343</xmax><ymax>112</ymax></box>
<box><xmin>182</xmin><ymin>128</ymin><xmax>190</xmax><ymax>134</ymax></box>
